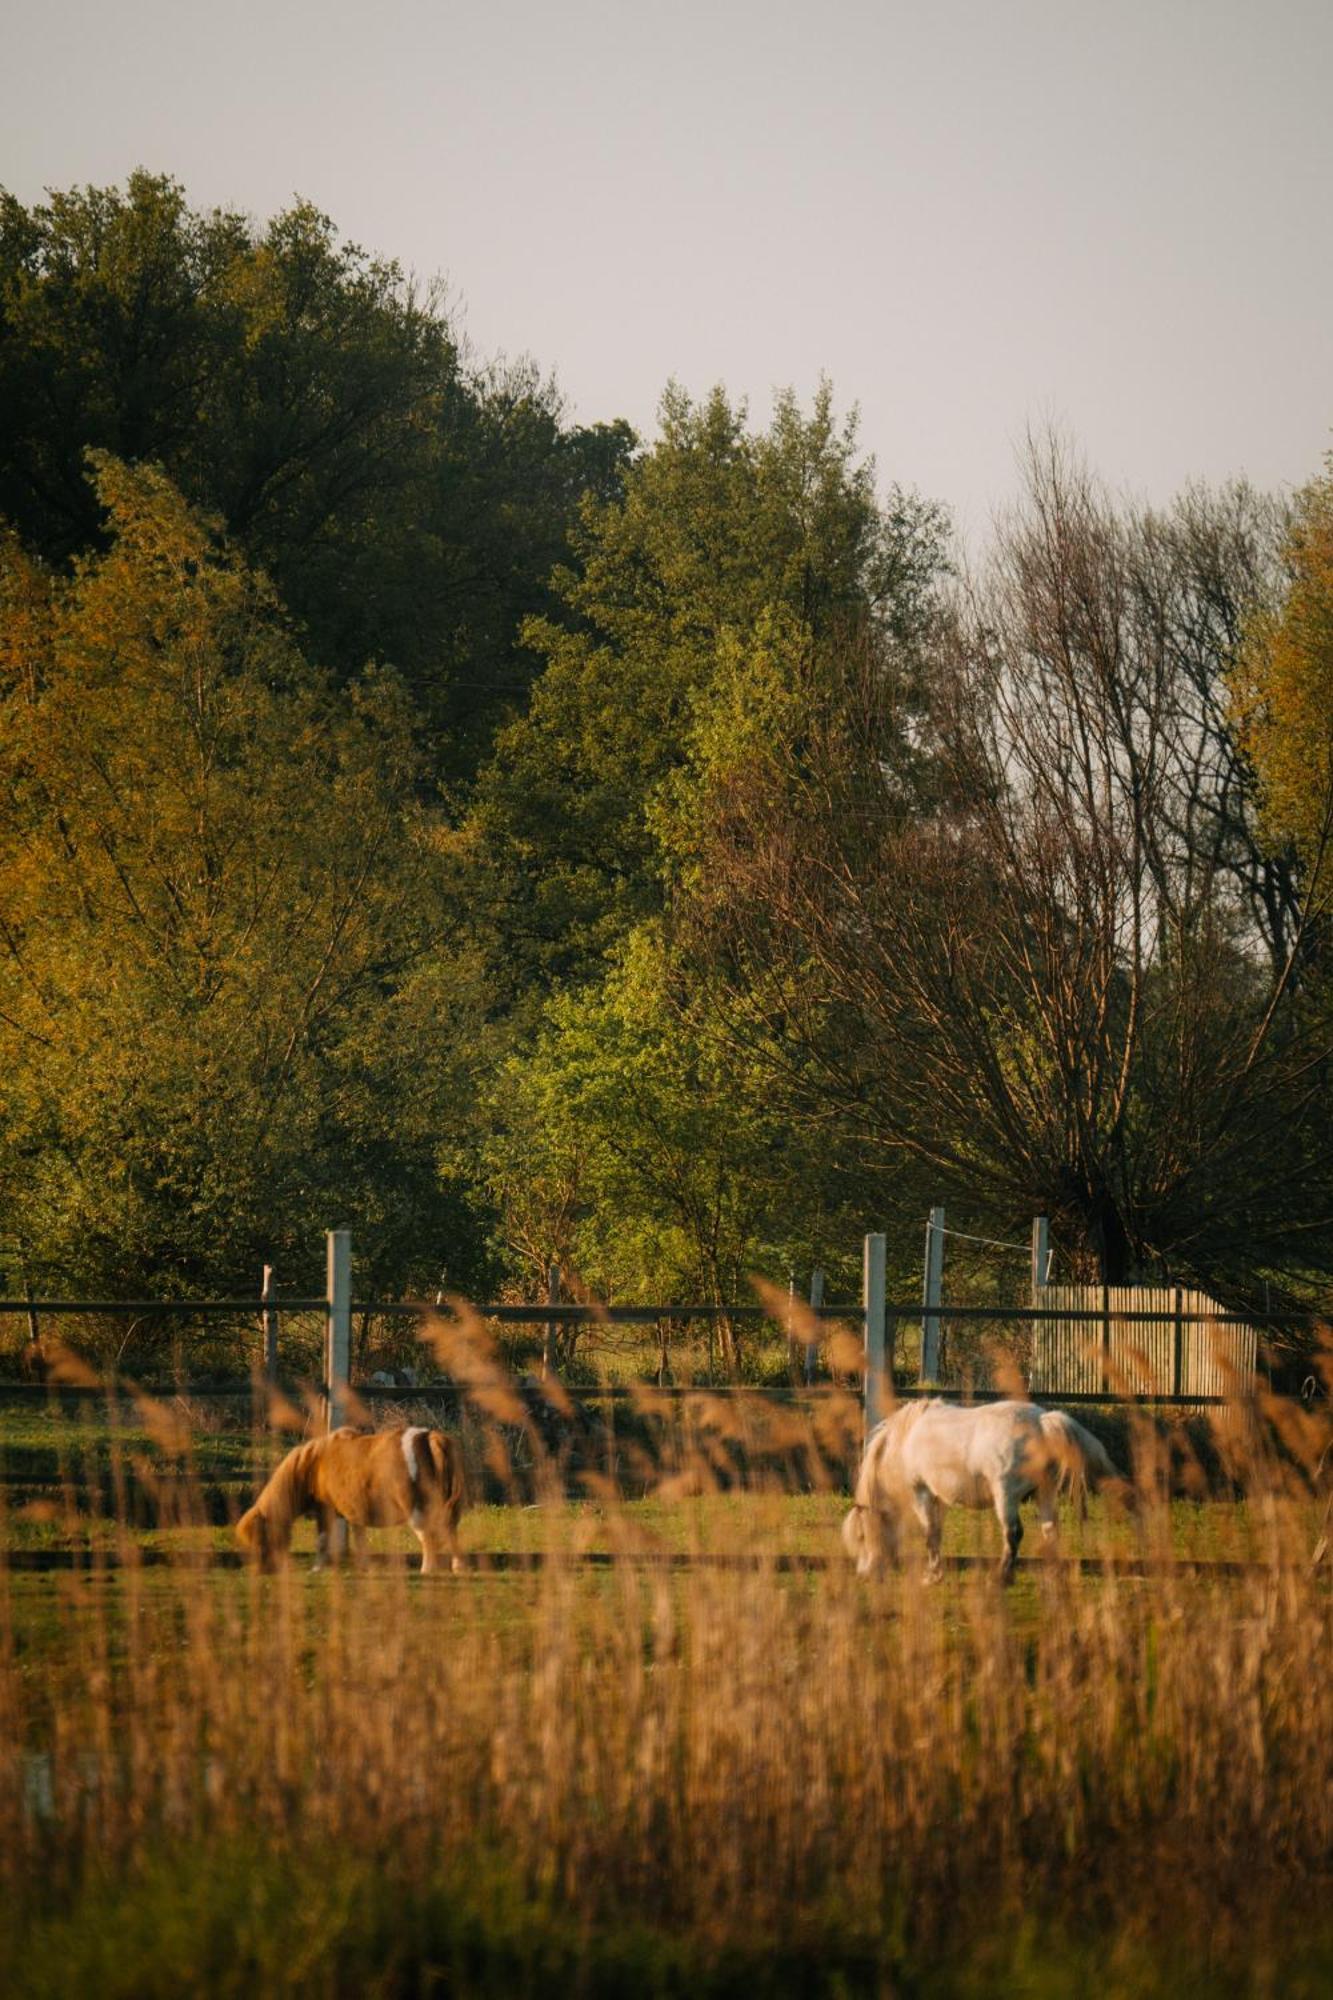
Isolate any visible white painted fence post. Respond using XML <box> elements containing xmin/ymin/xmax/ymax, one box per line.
<box><xmin>804</xmin><ymin>1268</ymin><xmax>825</xmax><ymax>1387</ymax></box>
<box><xmin>325</xmin><ymin>1229</ymin><xmax>352</xmax><ymax>1433</ymax></box>
<box><xmin>919</xmin><ymin>1207</ymin><xmax>944</xmax><ymax>1383</ymax></box>
<box><xmin>863</xmin><ymin>1234</ymin><xmax>887</xmax><ymax>1444</ymax></box>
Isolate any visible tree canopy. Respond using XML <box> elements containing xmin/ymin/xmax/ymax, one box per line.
<box><xmin>1233</xmin><ymin>460</ymin><xmax>1333</xmax><ymax>894</ymax></box>
<box><xmin>0</xmin><ymin>457</ymin><xmax>479</xmax><ymax>1295</ymax></box>
<box><xmin>0</xmin><ymin>171</ymin><xmax>634</xmax><ymax>777</ymax></box>
<box><xmin>468</xmin><ymin>381</ymin><xmax>947</xmax><ymax>997</ymax></box>
<box><xmin>0</xmin><ymin>171</ymin><xmax>1328</xmax><ymax>1334</ymax></box>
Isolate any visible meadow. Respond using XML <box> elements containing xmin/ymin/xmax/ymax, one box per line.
<box><xmin>1</xmin><ymin>1359</ymin><xmax>1330</xmax><ymax>1998</ymax></box>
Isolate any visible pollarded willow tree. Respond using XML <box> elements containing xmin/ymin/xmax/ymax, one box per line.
<box><xmin>669</xmin><ymin>439</ymin><xmax>1333</xmax><ymax>1292</ymax></box>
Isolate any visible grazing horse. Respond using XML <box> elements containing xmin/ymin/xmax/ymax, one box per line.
<box><xmin>842</xmin><ymin>1399</ymin><xmax>1121</xmax><ymax>1582</ymax></box>
<box><xmin>237</xmin><ymin>1425</ymin><xmax>467</xmax><ymax>1573</ymax></box>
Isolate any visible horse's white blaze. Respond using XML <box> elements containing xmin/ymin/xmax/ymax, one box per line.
<box><xmin>401</xmin><ymin>1426</ymin><xmax>428</xmax><ymax>1487</ymax></box>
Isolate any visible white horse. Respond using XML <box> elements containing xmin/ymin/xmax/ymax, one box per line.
<box><xmin>842</xmin><ymin>1398</ymin><xmax>1121</xmax><ymax>1582</ymax></box>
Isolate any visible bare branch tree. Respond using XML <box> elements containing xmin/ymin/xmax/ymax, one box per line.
<box><xmin>677</xmin><ymin>443</ymin><xmax>1331</xmax><ymax>1291</ymax></box>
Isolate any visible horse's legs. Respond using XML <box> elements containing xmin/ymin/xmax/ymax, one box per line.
<box><xmin>412</xmin><ymin>1501</ymin><xmax>463</xmax><ymax>1576</ymax></box>
<box><xmin>436</xmin><ymin>1497</ymin><xmax>465</xmax><ymax>1574</ymax></box>
<box><xmin>312</xmin><ymin>1508</ymin><xmax>347</xmax><ymax>1570</ymax></box>
<box><xmin>912</xmin><ymin>1484</ymin><xmax>944</xmax><ymax>1580</ymax></box>
<box><xmin>1037</xmin><ymin>1472</ymin><xmax>1059</xmax><ymax>1550</ymax></box>
<box><xmin>993</xmin><ymin>1482</ymin><xmax>1023</xmax><ymax>1582</ymax></box>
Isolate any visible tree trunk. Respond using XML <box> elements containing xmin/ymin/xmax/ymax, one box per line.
<box><xmin>1088</xmin><ymin>1190</ymin><xmax>1135</xmax><ymax>1285</ymax></box>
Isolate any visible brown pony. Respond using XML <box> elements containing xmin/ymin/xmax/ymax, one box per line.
<box><xmin>237</xmin><ymin>1425</ymin><xmax>466</xmax><ymax>1572</ymax></box>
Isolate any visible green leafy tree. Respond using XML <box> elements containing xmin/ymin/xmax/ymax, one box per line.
<box><xmin>468</xmin><ymin>387</ymin><xmax>947</xmax><ymax>1313</ymax></box>
<box><xmin>478</xmin><ymin>926</ymin><xmax>862</xmax><ymax>1372</ymax></box>
<box><xmin>0</xmin><ymin>172</ymin><xmax>633</xmax><ymax>777</ymax></box>
<box><xmin>470</xmin><ymin>380</ymin><xmax>946</xmax><ymax>1003</ymax></box>
<box><xmin>0</xmin><ymin>457</ymin><xmax>480</xmax><ymax>1299</ymax></box>
<box><xmin>1233</xmin><ymin>460</ymin><xmax>1333</xmax><ymax>894</ymax></box>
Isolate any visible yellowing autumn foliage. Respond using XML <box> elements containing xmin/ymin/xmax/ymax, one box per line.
<box><xmin>1234</xmin><ymin>463</ymin><xmax>1333</xmax><ymax>888</ymax></box>
<box><xmin>0</xmin><ymin>457</ymin><xmax>463</xmax><ymax>1300</ymax></box>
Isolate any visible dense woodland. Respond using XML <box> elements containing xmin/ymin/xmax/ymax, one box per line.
<box><xmin>2</xmin><ymin>173</ymin><xmax>1332</xmax><ymax>1324</ymax></box>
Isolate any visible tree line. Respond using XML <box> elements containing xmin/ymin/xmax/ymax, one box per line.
<box><xmin>1</xmin><ymin>172</ymin><xmax>1330</xmax><ymax>1335</ymax></box>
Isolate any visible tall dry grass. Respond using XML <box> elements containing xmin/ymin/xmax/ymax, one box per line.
<box><xmin>1</xmin><ymin>1325</ymin><xmax>1331</xmax><ymax>1992</ymax></box>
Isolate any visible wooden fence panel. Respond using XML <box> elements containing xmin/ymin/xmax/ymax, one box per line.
<box><xmin>1031</xmin><ymin>1285</ymin><xmax>1256</xmax><ymax>1398</ymax></box>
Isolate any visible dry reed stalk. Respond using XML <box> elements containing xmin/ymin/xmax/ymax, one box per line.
<box><xmin>0</xmin><ymin>1358</ymin><xmax>1330</xmax><ymax>1978</ymax></box>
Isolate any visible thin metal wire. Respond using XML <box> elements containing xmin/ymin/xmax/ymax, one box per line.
<box><xmin>928</xmin><ymin>1220</ymin><xmax>1029</xmax><ymax>1253</ymax></box>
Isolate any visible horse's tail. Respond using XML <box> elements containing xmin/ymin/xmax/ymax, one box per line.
<box><xmin>841</xmin><ymin>1504</ymin><xmax>869</xmax><ymax>1564</ymax></box>
<box><xmin>1038</xmin><ymin>1409</ymin><xmax>1120</xmax><ymax>1495</ymax></box>
<box><xmin>236</xmin><ymin>1438</ymin><xmax>319</xmax><ymax>1565</ymax></box>
<box><xmin>423</xmin><ymin>1430</ymin><xmax>467</xmax><ymax>1523</ymax></box>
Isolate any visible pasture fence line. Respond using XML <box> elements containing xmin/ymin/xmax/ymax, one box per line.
<box><xmin>0</xmin><ymin>1228</ymin><xmax>1320</xmax><ymax>1418</ymax></box>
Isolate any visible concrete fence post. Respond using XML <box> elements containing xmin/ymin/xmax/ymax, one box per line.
<box><xmin>920</xmin><ymin>1207</ymin><xmax>944</xmax><ymax>1383</ymax></box>
<box><xmin>1030</xmin><ymin>1216</ymin><xmax>1050</xmax><ymax>1292</ymax></box>
<box><xmin>543</xmin><ymin>1261</ymin><xmax>559</xmax><ymax>1379</ymax></box>
<box><xmin>863</xmin><ymin>1233</ymin><xmax>887</xmax><ymax>1444</ymax></box>
<box><xmin>1029</xmin><ymin>1218</ymin><xmax>1049</xmax><ymax>1386</ymax></box>
<box><xmin>261</xmin><ymin>1263</ymin><xmax>278</xmax><ymax>1386</ymax></box>
<box><xmin>325</xmin><ymin>1229</ymin><xmax>352</xmax><ymax>1433</ymax></box>
<box><xmin>804</xmin><ymin>1268</ymin><xmax>825</xmax><ymax>1387</ymax></box>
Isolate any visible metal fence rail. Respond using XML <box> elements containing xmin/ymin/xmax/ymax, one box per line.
<box><xmin>0</xmin><ymin>1224</ymin><xmax>1321</xmax><ymax>1422</ymax></box>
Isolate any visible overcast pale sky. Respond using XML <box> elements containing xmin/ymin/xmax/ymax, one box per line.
<box><xmin>3</xmin><ymin>0</ymin><xmax>1330</xmax><ymax>542</ymax></box>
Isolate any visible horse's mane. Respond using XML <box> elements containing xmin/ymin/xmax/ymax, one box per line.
<box><xmin>236</xmin><ymin>1438</ymin><xmax>321</xmax><ymax>1558</ymax></box>
<box><xmin>875</xmin><ymin>1401</ymin><xmax>931</xmax><ymax>1445</ymax></box>
<box><xmin>855</xmin><ymin>1401</ymin><xmax>926</xmax><ymax>1501</ymax></box>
